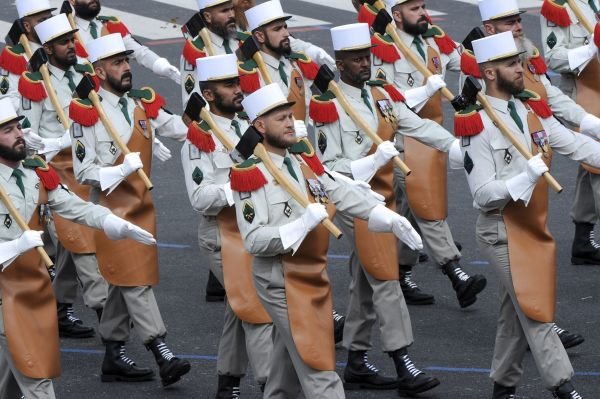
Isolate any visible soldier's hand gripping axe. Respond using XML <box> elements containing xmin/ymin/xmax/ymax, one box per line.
<box><xmin>238</xmin><ymin>36</ymin><xmax>273</xmax><ymax>85</ymax></box>
<box><xmin>75</xmin><ymin>75</ymin><xmax>154</xmax><ymax>190</ymax></box>
<box><xmin>313</xmin><ymin>64</ymin><xmax>411</xmax><ymax>176</ymax></box>
<box><xmin>182</xmin><ymin>12</ymin><xmax>217</xmax><ymax>56</ymax></box>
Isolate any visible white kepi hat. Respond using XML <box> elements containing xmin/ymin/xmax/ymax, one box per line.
<box><xmin>87</xmin><ymin>33</ymin><xmax>134</xmax><ymax>63</ymax></box>
<box><xmin>472</xmin><ymin>31</ymin><xmax>524</xmax><ymax>64</ymax></box>
<box><xmin>34</xmin><ymin>13</ymin><xmax>78</xmax><ymax>45</ymax></box>
<box><xmin>478</xmin><ymin>0</ymin><xmax>525</xmax><ymax>22</ymax></box>
<box><xmin>16</xmin><ymin>0</ymin><xmax>55</xmax><ymax>19</ymax></box>
<box><xmin>245</xmin><ymin>0</ymin><xmax>292</xmax><ymax>32</ymax></box>
<box><xmin>0</xmin><ymin>98</ymin><xmax>25</xmax><ymax>127</ymax></box>
<box><xmin>196</xmin><ymin>54</ymin><xmax>239</xmax><ymax>82</ymax></box>
<box><xmin>331</xmin><ymin>23</ymin><xmax>372</xmax><ymax>52</ymax></box>
<box><xmin>241</xmin><ymin>83</ymin><xmax>295</xmax><ymax>121</ymax></box>
<box><xmin>196</xmin><ymin>0</ymin><xmax>230</xmax><ymax>10</ymax></box>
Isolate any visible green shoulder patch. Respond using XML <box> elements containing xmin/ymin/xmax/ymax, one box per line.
<box><xmin>192</xmin><ymin>166</ymin><xmax>203</xmax><ymax>185</ymax></box>
<box><xmin>242</xmin><ymin>200</ymin><xmax>255</xmax><ymax>223</ymax></box>
<box><xmin>289</xmin><ymin>139</ymin><xmax>312</xmax><ymax>155</ymax></box>
<box><xmin>288</xmin><ymin>51</ymin><xmax>309</xmax><ymax>62</ymax></box>
<box><xmin>237</xmin><ymin>111</ymin><xmax>249</xmax><ymax>121</ymax></box>
<box><xmin>128</xmin><ymin>88</ymin><xmax>155</xmax><ymax>101</ymax></box>
<box><xmin>366</xmin><ymin>79</ymin><xmax>385</xmax><ymax>87</ymax></box>
<box><xmin>75</xmin><ymin>140</ymin><xmax>86</xmax><ymax>163</ymax></box>
<box><xmin>546</xmin><ymin>32</ymin><xmax>557</xmax><ymax>49</ymax></box>
<box><xmin>423</xmin><ymin>25</ymin><xmax>444</xmax><ymax>38</ymax></box>
<box><xmin>184</xmin><ymin>74</ymin><xmax>195</xmax><ymax>95</ymax></box>
<box><xmin>22</xmin><ymin>155</ymin><xmax>48</xmax><ymax>170</ymax></box>
<box><xmin>74</xmin><ymin>62</ymin><xmax>94</xmax><ymax>75</ymax></box>
<box><xmin>238</xmin><ymin>58</ymin><xmax>259</xmax><ymax>73</ymax></box>
<box><xmin>237</xmin><ymin>31</ymin><xmax>251</xmax><ymax>42</ymax></box>
<box><xmin>464</xmin><ymin>151</ymin><xmax>474</xmax><ymax>174</ymax></box>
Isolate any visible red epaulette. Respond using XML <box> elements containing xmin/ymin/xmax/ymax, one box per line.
<box><xmin>290</xmin><ymin>138</ymin><xmax>325</xmax><ymax>176</ymax></box>
<box><xmin>182</xmin><ymin>37</ymin><xmax>207</xmax><ymax>66</ymax></box>
<box><xmin>18</xmin><ymin>71</ymin><xmax>47</xmax><ymax>102</ymax></box>
<box><xmin>290</xmin><ymin>52</ymin><xmax>319</xmax><ymax>80</ymax></box>
<box><xmin>0</xmin><ymin>45</ymin><xmax>27</xmax><ymax>75</ymax></box>
<box><xmin>381</xmin><ymin>82</ymin><xmax>405</xmax><ymax>103</ymax></box>
<box><xmin>528</xmin><ymin>48</ymin><xmax>548</xmax><ymax>75</ymax></box>
<box><xmin>238</xmin><ymin>59</ymin><xmax>261</xmax><ymax>94</ymax></box>
<box><xmin>187</xmin><ymin>120</ymin><xmax>216</xmax><ymax>153</ymax></box>
<box><xmin>97</xmin><ymin>16</ymin><xmax>131</xmax><ymax>37</ymax></box>
<box><xmin>424</xmin><ymin>25</ymin><xmax>457</xmax><ymax>55</ymax></box>
<box><xmin>517</xmin><ymin>90</ymin><xmax>553</xmax><ymax>119</ymax></box>
<box><xmin>309</xmin><ymin>91</ymin><xmax>339</xmax><ymax>124</ymax></box>
<box><xmin>230</xmin><ymin>158</ymin><xmax>267</xmax><ymax>192</ymax></box>
<box><xmin>454</xmin><ymin>104</ymin><xmax>484</xmax><ymax>137</ymax></box>
<box><xmin>69</xmin><ymin>98</ymin><xmax>99</xmax><ymax>127</ymax></box>
<box><xmin>357</xmin><ymin>3</ymin><xmax>378</xmax><ymax>26</ymax></box>
<box><xmin>128</xmin><ymin>87</ymin><xmax>165</xmax><ymax>119</ymax></box>
<box><xmin>75</xmin><ymin>40</ymin><xmax>89</xmax><ymax>58</ymax></box>
<box><xmin>460</xmin><ymin>49</ymin><xmax>481</xmax><ymax>78</ymax></box>
<box><xmin>371</xmin><ymin>33</ymin><xmax>401</xmax><ymax>64</ymax></box>
<box><xmin>541</xmin><ymin>0</ymin><xmax>571</xmax><ymax>27</ymax></box>
<box><xmin>22</xmin><ymin>156</ymin><xmax>61</xmax><ymax>190</ymax></box>
<box><xmin>595</xmin><ymin>23</ymin><xmax>600</xmax><ymax>48</ymax></box>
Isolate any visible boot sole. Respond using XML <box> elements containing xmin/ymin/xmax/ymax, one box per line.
<box><xmin>59</xmin><ymin>330</ymin><xmax>95</xmax><ymax>339</ymax></box>
<box><xmin>161</xmin><ymin>362</ymin><xmax>191</xmax><ymax>387</ymax></box>
<box><xmin>571</xmin><ymin>256</ymin><xmax>600</xmax><ymax>265</ymax></box>
<box><xmin>458</xmin><ymin>278</ymin><xmax>487</xmax><ymax>308</ymax></box>
<box><xmin>562</xmin><ymin>336</ymin><xmax>585</xmax><ymax>349</ymax></box>
<box><xmin>343</xmin><ymin>381</ymin><xmax>398</xmax><ymax>390</ymax></box>
<box><xmin>398</xmin><ymin>378</ymin><xmax>440</xmax><ymax>395</ymax></box>
<box><xmin>101</xmin><ymin>373</ymin><xmax>155</xmax><ymax>383</ymax></box>
<box><xmin>405</xmin><ymin>298</ymin><xmax>435</xmax><ymax>306</ymax></box>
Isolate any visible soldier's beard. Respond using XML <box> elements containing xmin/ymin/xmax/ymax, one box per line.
<box><xmin>343</xmin><ymin>68</ymin><xmax>371</xmax><ymax>87</ymax></box>
<box><xmin>401</xmin><ymin>15</ymin><xmax>429</xmax><ymax>36</ymax></box>
<box><xmin>265</xmin><ymin>37</ymin><xmax>291</xmax><ymax>56</ymax></box>
<box><xmin>53</xmin><ymin>51</ymin><xmax>78</xmax><ymax>70</ymax></box>
<box><xmin>497</xmin><ymin>69</ymin><xmax>524</xmax><ymax>95</ymax></box>
<box><xmin>212</xmin><ymin>18</ymin><xmax>238</xmax><ymax>40</ymax></box>
<box><xmin>264</xmin><ymin>130</ymin><xmax>295</xmax><ymax>149</ymax></box>
<box><xmin>213</xmin><ymin>91</ymin><xmax>244</xmax><ymax>114</ymax></box>
<box><xmin>74</xmin><ymin>1</ymin><xmax>101</xmax><ymax>20</ymax></box>
<box><xmin>515</xmin><ymin>36</ymin><xmax>537</xmax><ymax>61</ymax></box>
<box><xmin>0</xmin><ymin>140</ymin><xmax>27</xmax><ymax>162</ymax></box>
<box><xmin>107</xmin><ymin>72</ymin><xmax>133</xmax><ymax>95</ymax></box>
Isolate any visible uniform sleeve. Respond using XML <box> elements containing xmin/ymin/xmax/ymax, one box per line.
<box><xmin>393</xmin><ymin>101</ymin><xmax>455</xmax><ymax>151</ymax></box>
<box><xmin>181</xmin><ymin>142</ymin><xmax>228</xmax><ymax>215</ymax></box>
<box><xmin>371</xmin><ymin>59</ymin><xmax>396</xmax><ymax>86</ymax></box>
<box><xmin>319</xmin><ymin>119</ymin><xmax>353</xmax><ymax>177</ymax></box>
<box><xmin>234</xmin><ymin>187</ymin><xmax>285</xmax><ymax>257</ymax></box>
<box><xmin>319</xmin><ymin>172</ymin><xmax>378</xmax><ymax>219</ymax></box>
<box><xmin>19</xmin><ymin>98</ymin><xmax>43</xmax><ymax>134</ymax></box>
<box><xmin>461</xmin><ymin>129</ymin><xmax>511</xmax><ymax>211</ymax></box>
<box><xmin>445</xmin><ymin>47</ymin><xmax>462</xmax><ymax>73</ymax></box>
<box><xmin>547</xmin><ymin>116</ymin><xmax>600</xmax><ymax>167</ymax></box>
<box><xmin>541</xmin><ymin>17</ymin><xmax>573</xmax><ymax>74</ymax></box>
<box><xmin>72</xmin><ymin>124</ymin><xmax>101</xmax><ymax>187</ymax></box>
<box><xmin>123</xmin><ymin>33</ymin><xmax>161</xmax><ymax>72</ymax></box>
<box><xmin>48</xmin><ymin>185</ymin><xmax>111</xmax><ymax>229</ymax></box>
<box><xmin>543</xmin><ymin>74</ymin><xmax>587</xmax><ymax>126</ymax></box>
<box><xmin>150</xmin><ymin>109</ymin><xmax>187</xmax><ymax>141</ymax></box>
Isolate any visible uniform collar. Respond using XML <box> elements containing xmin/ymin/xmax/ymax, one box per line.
<box><xmin>262</xmin><ymin>51</ymin><xmax>286</xmax><ymax>69</ymax></box>
<box><xmin>397</xmin><ymin>28</ymin><xmax>421</xmax><ymax>45</ymax></box>
<box><xmin>211</xmin><ymin>112</ymin><xmax>237</xmax><ymax>126</ymax></box>
<box><xmin>0</xmin><ymin>162</ymin><xmax>24</xmax><ymax>183</ymax></box>
<box><xmin>75</xmin><ymin>15</ymin><xmax>91</xmax><ymax>31</ymax></box>
<box><xmin>268</xmin><ymin>150</ymin><xmax>291</xmax><ymax>170</ymax></box>
<box><xmin>98</xmin><ymin>87</ymin><xmax>126</xmax><ymax>109</ymax></box>
<box><xmin>486</xmin><ymin>94</ymin><xmax>517</xmax><ymax>115</ymax></box>
<box><xmin>47</xmin><ymin>62</ymin><xmax>73</xmax><ymax>80</ymax></box>
<box><xmin>208</xmin><ymin>30</ymin><xmax>232</xmax><ymax>49</ymax></box>
<box><xmin>339</xmin><ymin>79</ymin><xmax>365</xmax><ymax>101</ymax></box>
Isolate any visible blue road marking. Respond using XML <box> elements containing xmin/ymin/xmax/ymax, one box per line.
<box><xmin>157</xmin><ymin>242</ymin><xmax>192</xmax><ymax>249</ymax></box>
<box><xmin>469</xmin><ymin>260</ymin><xmax>489</xmax><ymax>266</ymax></box>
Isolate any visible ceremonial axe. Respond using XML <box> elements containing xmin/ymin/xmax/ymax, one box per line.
<box><xmin>60</xmin><ymin>1</ymin><xmax>88</xmax><ymax>55</ymax></box>
<box><xmin>238</xmin><ymin>36</ymin><xmax>273</xmax><ymax>85</ymax></box>
<box><xmin>75</xmin><ymin>75</ymin><xmax>154</xmax><ymax>190</ymax></box>
<box><xmin>182</xmin><ymin>13</ymin><xmax>216</xmax><ymax>56</ymax></box>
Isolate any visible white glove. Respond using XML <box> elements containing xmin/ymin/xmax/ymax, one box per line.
<box><xmin>279</xmin><ymin>203</ymin><xmax>328</xmax><ymax>253</ymax></box>
<box><xmin>449</xmin><ymin>139</ymin><xmax>463</xmax><ymax>170</ymax></box>
<box><xmin>152</xmin><ymin>138</ymin><xmax>172</xmax><ymax>162</ymax></box>
<box><xmin>505</xmin><ymin>154</ymin><xmax>548</xmax><ymax>205</ymax></box>
<box><xmin>102</xmin><ymin>214</ymin><xmax>156</xmax><ymax>245</ymax></box>
<box><xmin>580</xmin><ymin>113</ymin><xmax>600</xmax><ymax>139</ymax></box>
<box><xmin>99</xmin><ymin>152</ymin><xmax>143</xmax><ymax>194</ymax></box>
<box><xmin>568</xmin><ymin>41</ymin><xmax>598</xmax><ymax>71</ymax></box>
<box><xmin>404</xmin><ymin>74</ymin><xmax>446</xmax><ymax>111</ymax></box>
<box><xmin>350</xmin><ymin>141</ymin><xmax>399</xmax><ymax>183</ymax></box>
<box><xmin>367</xmin><ymin>204</ymin><xmax>423</xmax><ymax>251</ymax></box>
<box><xmin>294</xmin><ymin>120</ymin><xmax>308</xmax><ymax>139</ymax></box>
<box><xmin>22</xmin><ymin>128</ymin><xmax>44</xmax><ymax>151</ymax></box>
<box><xmin>152</xmin><ymin>57</ymin><xmax>181</xmax><ymax>85</ymax></box>
<box><xmin>40</xmin><ymin>129</ymin><xmax>71</xmax><ymax>154</ymax></box>
<box><xmin>526</xmin><ymin>153</ymin><xmax>548</xmax><ymax>183</ymax></box>
<box><xmin>0</xmin><ymin>230</ymin><xmax>44</xmax><ymax>270</ymax></box>
<box><xmin>222</xmin><ymin>182</ymin><xmax>235</xmax><ymax>206</ymax></box>
<box><xmin>326</xmin><ymin>169</ymin><xmax>385</xmax><ymax>204</ymax></box>
<box><xmin>425</xmin><ymin>74</ymin><xmax>446</xmax><ymax>97</ymax></box>
<box><xmin>312</xmin><ymin>47</ymin><xmax>336</xmax><ymax>71</ymax></box>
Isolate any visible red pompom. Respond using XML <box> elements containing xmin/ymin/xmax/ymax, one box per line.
<box><xmin>526</xmin><ymin>98</ymin><xmax>553</xmax><ymax>119</ymax></box>
<box><xmin>0</xmin><ymin>47</ymin><xmax>27</xmax><ymax>75</ymax></box>
<box><xmin>460</xmin><ymin>50</ymin><xmax>481</xmax><ymax>79</ymax></box>
<box><xmin>141</xmin><ymin>91</ymin><xmax>165</xmax><ymax>119</ymax></box>
<box><xmin>300</xmin><ymin>153</ymin><xmax>325</xmax><ymax>176</ymax></box>
<box><xmin>454</xmin><ymin>111</ymin><xmax>484</xmax><ymax>137</ymax></box>
<box><xmin>357</xmin><ymin>4</ymin><xmax>378</xmax><ymax>26</ymax></box>
<box><xmin>371</xmin><ymin>34</ymin><xmax>401</xmax><ymax>64</ymax></box>
<box><xmin>382</xmin><ymin>83</ymin><xmax>405</xmax><ymax>103</ymax></box>
<box><xmin>69</xmin><ymin>100</ymin><xmax>99</xmax><ymax>127</ymax></box>
<box><xmin>187</xmin><ymin>121</ymin><xmax>216</xmax><ymax>153</ymax></box>
<box><xmin>541</xmin><ymin>0</ymin><xmax>571</xmax><ymax>27</ymax></box>
<box><xmin>595</xmin><ymin>23</ymin><xmax>600</xmax><ymax>48</ymax></box>
<box><xmin>433</xmin><ymin>32</ymin><xmax>457</xmax><ymax>55</ymax></box>
<box><xmin>104</xmin><ymin>19</ymin><xmax>130</xmax><ymax>37</ymax></box>
<box><xmin>528</xmin><ymin>52</ymin><xmax>548</xmax><ymax>75</ymax></box>
<box><xmin>35</xmin><ymin>166</ymin><xmax>61</xmax><ymax>191</ymax></box>
<box><xmin>296</xmin><ymin>59</ymin><xmax>319</xmax><ymax>80</ymax></box>
<box><xmin>182</xmin><ymin>39</ymin><xmax>207</xmax><ymax>66</ymax></box>
<box><xmin>18</xmin><ymin>73</ymin><xmax>47</xmax><ymax>102</ymax></box>
<box><xmin>309</xmin><ymin>98</ymin><xmax>339</xmax><ymax>124</ymax></box>
<box><xmin>230</xmin><ymin>165</ymin><xmax>268</xmax><ymax>192</ymax></box>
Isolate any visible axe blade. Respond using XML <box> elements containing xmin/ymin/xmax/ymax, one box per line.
<box><xmin>183</xmin><ymin>93</ymin><xmax>207</xmax><ymax>122</ymax></box>
<box><xmin>461</xmin><ymin>27</ymin><xmax>485</xmax><ymax>52</ymax></box>
<box><xmin>314</xmin><ymin>64</ymin><xmax>335</xmax><ymax>94</ymax></box>
<box><xmin>27</xmin><ymin>48</ymin><xmax>48</xmax><ymax>73</ymax></box>
<box><xmin>359</xmin><ymin>0</ymin><xmax>378</xmax><ymax>5</ymax></box>
<box><xmin>451</xmin><ymin>76</ymin><xmax>482</xmax><ymax>111</ymax></box>
<box><xmin>181</xmin><ymin>13</ymin><xmax>206</xmax><ymax>39</ymax></box>
<box><xmin>7</xmin><ymin>20</ymin><xmax>26</xmax><ymax>47</ymax></box>
<box><xmin>75</xmin><ymin>75</ymin><xmax>96</xmax><ymax>99</ymax></box>
<box><xmin>239</xmin><ymin>37</ymin><xmax>260</xmax><ymax>61</ymax></box>
<box><xmin>60</xmin><ymin>0</ymin><xmax>73</xmax><ymax>15</ymax></box>
<box><xmin>235</xmin><ymin>126</ymin><xmax>263</xmax><ymax>160</ymax></box>
<box><xmin>372</xmin><ymin>9</ymin><xmax>393</xmax><ymax>35</ymax></box>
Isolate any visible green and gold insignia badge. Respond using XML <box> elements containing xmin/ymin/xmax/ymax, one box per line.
<box><xmin>75</xmin><ymin>140</ymin><xmax>86</xmax><ymax>163</ymax></box>
<box><xmin>318</xmin><ymin>130</ymin><xmax>327</xmax><ymax>154</ymax></box>
<box><xmin>184</xmin><ymin>74</ymin><xmax>195</xmax><ymax>95</ymax></box>
<box><xmin>192</xmin><ymin>167</ymin><xmax>203</xmax><ymax>185</ymax></box>
<box><xmin>0</xmin><ymin>77</ymin><xmax>9</xmax><ymax>95</ymax></box>
<box><xmin>242</xmin><ymin>200</ymin><xmax>255</xmax><ymax>223</ymax></box>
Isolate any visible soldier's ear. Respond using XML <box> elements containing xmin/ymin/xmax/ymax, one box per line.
<box><xmin>482</xmin><ymin>66</ymin><xmax>496</xmax><ymax>81</ymax></box>
<box><xmin>201</xmin><ymin>10</ymin><xmax>212</xmax><ymax>25</ymax></box>
<box><xmin>22</xmin><ymin>19</ymin><xmax>33</xmax><ymax>34</ymax></box>
<box><xmin>202</xmin><ymin>88</ymin><xmax>215</xmax><ymax>102</ymax></box>
<box><xmin>43</xmin><ymin>43</ymin><xmax>53</xmax><ymax>56</ymax></box>
<box><xmin>483</xmin><ymin>23</ymin><xmax>495</xmax><ymax>36</ymax></box>
<box><xmin>254</xmin><ymin>117</ymin><xmax>267</xmax><ymax>134</ymax></box>
<box><xmin>335</xmin><ymin>59</ymin><xmax>344</xmax><ymax>72</ymax></box>
<box><xmin>95</xmin><ymin>64</ymin><xmax>107</xmax><ymax>81</ymax></box>
<box><xmin>253</xmin><ymin>30</ymin><xmax>266</xmax><ymax>45</ymax></box>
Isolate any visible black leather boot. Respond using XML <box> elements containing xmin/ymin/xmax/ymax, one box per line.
<box><xmin>442</xmin><ymin>260</ymin><xmax>487</xmax><ymax>308</ymax></box>
<box><xmin>146</xmin><ymin>336</ymin><xmax>191</xmax><ymax>386</ymax></box>
<box><xmin>57</xmin><ymin>303</ymin><xmax>95</xmax><ymax>338</ymax></box>
<box><xmin>492</xmin><ymin>382</ymin><xmax>516</xmax><ymax>399</ymax></box>
<box><xmin>553</xmin><ymin>324</ymin><xmax>585</xmax><ymax>349</ymax></box>
<box><xmin>571</xmin><ymin>222</ymin><xmax>600</xmax><ymax>265</ymax></box>
<box><xmin>95</xmin><ymin>308</ymin><xmax>103</xmax><ymax>323</ymax></box>
<box><xmin>333</xmin><ymin>310</ymin><xmax>345</xmax><ymax>344</ymax></box>
<box><xmin>215</xmin><ymin>375</ymin><xmax>241</xmax><ymax>399</ymax></box>
<box><xmin>553</xmin><ymin>381</ymin><xmax>583</xmax><ymax>398</ymax></box>
<box><xmin>389</xmin><ymin>347</ymin><xmax>440</xmax><ymax>395</ymax></box>
<box><xmin>343</xmin><ymin>350</ymin><xmax>398</xmax><ymax>390</ymax></box>
<box><xmin>101</xmin><ymin>341</ymin><xmax>155</xmax><ymax>382</ymax></box>
<box><xmin>206</xmin><ymin>271</ymin><xmax>226</xmax><ymax>302</ymax></box>
<box><xmin>399</xmin><ymin>265</ymin><xmax>435</xmax><ymax>305</ymax></box>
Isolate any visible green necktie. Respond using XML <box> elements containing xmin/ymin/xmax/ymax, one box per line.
<box><xmin>589</xmin><ymin>0</ymin><xmax>599</xmax><ymax>14</ymax></box>
<box><xmin>11</xmin><ymin>168</ymin><xmax>25</xmax><ymax>197</ymax></box>
<box><xmin>231</xmin><ymin>119</ymin><xmax>241</xmax><ymax>138</ymax></box>
<box><xmin>413</xmin><ymin>37</ymin><xmax>426</xmax><ymax>61</ymax></box>
<box><xmin>361</xmin><ymin>88</ymin><xmax>374</xmax><ymax>114</ymax></box>
<box><xmin>223</xmin><ymin>39</ymin><xmax>233</xmax><ymax>54</ymax></box>
<box><xmin>283</xmin><ymin>156</ymin><xmax>299</xmax><ymax>182</ymax></box>
<box><xmin>90</xmin><ymin>21</ymin><xmax>99</xmax><ymax>39</ymax></box>
<box><xmin>507</xmin><ymin>101</ymin><xmax>524</xmax><ymax>133</ymax></box>
<box><xmin>64</xmin><ymin>70</ymin><xmax>77</xmax><ymax>92</ymax></box>
<box><xmin>278</xmin><ymin>61</ymin><xmax>289</xmax><ymax>87</ymax></box>
<box><xmin>119</xmin><ymin>97</ymin><xmax>132</xmax><ymax>126</ymax></box>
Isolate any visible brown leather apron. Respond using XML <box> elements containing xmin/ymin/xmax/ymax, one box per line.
<box><xmin>523</xmin><ymin>58</ymin><xmax>548</xmax><ymax>100</ymax></box>
<box><xmin>51</xmin><ymin>149</ymin><xmax>96</xmax><ymax>253</ymax></box>
<box><xmin>217</xmin><ymin>206</ymin><xmax>271</xmax><ymax>324</ymax></box>
<box><xmin>404</xmin><ymin>43</ymin><xmax>448</xmax><ymax>221</ymax></box>
<box><xmin>502</xmin><ymin>107</ymin><xmax>556</xmax><ymax>323</ymax></box>
<box><xmin>353</xmin><ymin>87</ymin><xmax>399</xmax><ymax>281</ymax></box>
<box><xmin>281</xmin><ymin>163</ymin><xmax>336</xmax><ymax>371</ymax></box>
<box><xmin>94</xmin><ymin>105</ymin><xmax>158</xmax><ymax>287</ymax></box>
<box><xmin>287</xmin><ymin>66</ymin><xmax>307</xmax><ymax>121</ymax></box>
<box><xmin>576</xmin><ymin>58</ymin><xmax>600</xmax><ymax>174</ymax></box>
<box><xmin>0</xmin><ymin>185</ymin><xmax>61</xmax><ymax>378</ymax></box>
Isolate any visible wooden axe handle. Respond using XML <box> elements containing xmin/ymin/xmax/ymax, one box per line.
<box><xmin>87</xmin><ymin>90</ymin><xmax>154</xmax><ymax>190</ymax></box>
<box><xmin>199</xmin><ymin>108</ymin><xmax>236</xmax><ymax>150</ymax></box>
<box><xmin>252</xmin><ymin>52</ymin><xmax>274</xmax><ymax>85</ymax></box>
<box><xmin>566</xmin><ymin>0</ymin><xmax>595</xmax><ymax>34</ymax></box>
<box><xmin>199</xmin><ymin>28</ymin><xmax>216</xmax><ymax>56</ymax></box>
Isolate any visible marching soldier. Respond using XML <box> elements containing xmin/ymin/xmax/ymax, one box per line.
<box><xmin>19</xmin><ymin>13</ymin><xmax>107</xmax><ymax>338</ymax></box>
<box><xmin>0</xmin><ymin>97</ymin><xmax>156</xmax><ymax>399</ymax></box>
<box><xmin>180</xmin><ymin>54</ymin><xmax>272</xmax><ymax>397</ymax></box>
<box><xmin>232</xmin><ymin>82</ymin><xmax>423</xmax><ymax>398</ymax></box>
<box><xmin>458</xmin><ymin>0</ymin><xmax>595</xmax><ymax>351</ymax></box>
<box><xmin>365</xmin><ymin>0</ymin><xmax>487</xmax><ymax>307</ymax></box>
<box><xmin>459</xmin><ymin>31</ymin><xmax>599</xmax><ymax>399</ymax></box>
<box><xmin>540</xmin><ymin>0</ymin><xmax>600</xmax><ymax>265</ymax></box>
<box><xmin>68</xmin><ymin>0</ymin><xmax>181</xmax><ymax>85</ymax></box>
<box><xmin>315</xmin><ymin>23</ymin><xmax>448</xmax><ymax>395</ymax></box>
<box><xmin>69</xmin><ymin>33</ymin><xmax>191</xmax><ymax>386</ymax></box>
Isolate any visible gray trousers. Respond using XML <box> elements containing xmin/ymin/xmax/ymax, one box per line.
<box><xmin>393</xmin><ymin>167</ymin><xmax>461</xmax><ymax>267</ymax></box>
<box><xmin>0</xmin><ymin>306</ymin><xmax>55</xmax><ymax>399</ymax></box>
<box><xmin>98</xmin><ymin>285</ymin><xmax>166</xmax><ymax>344</ymax></box>
<box><xmin>198</xmin><ymin>216</ymin><xmax>272</xmax><ymax>383</ymax></box>
<box><xmin>335</xmin><ymin>213</ymin><xmax>413</xmax><ymax>353</ymax></box>
<box><xmin>253</xmin><ymin>257</ymin><xmax>345</xmax><ymax>399</ymax></box>
<box><xmin>476</xmin><ymin>213</ymin><xmax>574</xmax><ymax>389</ymax></box>
<box><xmin>570</xmin><ymin>165</ymin><xmax>600</xmax><ymax>224</ymax></box>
